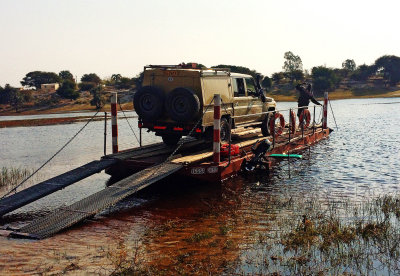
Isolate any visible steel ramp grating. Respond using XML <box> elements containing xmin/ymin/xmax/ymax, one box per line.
<box><xmin>13</xmin><ymin>162</ymin><xmax>182</xmax><ymax>239</ymax></box>
<box><xmin>0</xmin><ymin>159</ymin><xmax>118</xmax><ymax>217</ymax></box>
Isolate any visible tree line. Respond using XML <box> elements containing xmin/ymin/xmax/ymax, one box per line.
<box><xmin>0</xmin><ymin>70</ymin><xmax>143</xmax><ymax>111</ymax></box>
<box><xmin>1</xmin><ymin>54</ymin><xmax>399</xmax><ymax>111</ymax></box>
<box><xmin>171</xmin><ymin>55</ymin><xmax>400</xmax><ymax>96</ymax></box>
<box><xmin>272</xmin><ymin>53</ymin><xmax>400</xmax><ymax>96</ymax></box>
<box><xmin>211</xmin><ymin>53</ymin><xmax>400</xmax><ymax>96</ymax></box>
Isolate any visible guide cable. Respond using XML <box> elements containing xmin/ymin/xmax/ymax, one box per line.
<box><xmin>1</xmin><ymin>110</ymin><xmax>100</xmax><ymax>199</ymax></box>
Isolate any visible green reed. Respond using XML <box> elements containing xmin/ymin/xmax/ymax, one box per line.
<box><xmin>0</xmin><ymin>166</ymin><xmax>31</xmax><ymax>187</ymax></box>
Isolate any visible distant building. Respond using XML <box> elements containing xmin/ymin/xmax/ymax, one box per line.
<box><xmin>41</xmin><ymin>83</ymin><xmax>59</xmax><ymax>92</ymax></box>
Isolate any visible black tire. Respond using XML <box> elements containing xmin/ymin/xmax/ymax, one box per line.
<box><xmin>220</xmin><ymin>118</ymin><xmax>230</xmax><ymax>142</ymax></box>
<box><xmin>133</xmin><ymin>86</ymin><xmax>165</xmax><ymax>120</ymax></box>
<box><xmin>261</xmin><ymin>114</ymin><xmax>271</xmax><ymax>137</ymax></box>
<box><xmin>165</xmin><ymin>87</ymin><xmax>200</xmax><ymax>122</ymax></box>
<box><xmin>162</xmin><ymin>134</ymin><xmax>182</xmax><ymax>146</ymax></box>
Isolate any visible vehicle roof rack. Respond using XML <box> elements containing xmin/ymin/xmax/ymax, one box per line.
<box><xmin>144</xmin><ymin>64</ymin><xmax>231</xmax><ymax>73</ymax></box>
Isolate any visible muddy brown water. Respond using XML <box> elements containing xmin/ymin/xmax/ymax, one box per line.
<box><xmin>0</xmin><ymin>99</ymin><xmax>399</xmax><ymax>274</ymax></box>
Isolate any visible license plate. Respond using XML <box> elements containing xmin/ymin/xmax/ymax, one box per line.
<box><xmin>164</xmin><ymin>71</ymin><xmax>178</xmax><ymax>77</ymax></box>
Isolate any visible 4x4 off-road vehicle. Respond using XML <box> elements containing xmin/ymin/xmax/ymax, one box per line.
<box><xmin>134</xmin><ymin>65</ymin><xmax>277</xmax><ymax>145</ymax></box>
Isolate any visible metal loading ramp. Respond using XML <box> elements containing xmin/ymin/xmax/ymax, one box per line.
<box><xmin>11</xmin><ymin>162</ymin><xmax>183</xmax><ymax>239</ymax></box>
<box><xmin>0</xmin><ymin>159</ymin><xmax>118</xmax><ymax>217</ymax></box>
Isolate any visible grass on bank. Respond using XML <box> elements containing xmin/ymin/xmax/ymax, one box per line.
<box><xmin>103</xmin><ymin>194</ymin><xmax>400</xmax><ymax>275</ymax></box>
<box><xmin>0</xmin><ymin>167</ymin><xmax>32</xmax><ymax>187</ymax></box>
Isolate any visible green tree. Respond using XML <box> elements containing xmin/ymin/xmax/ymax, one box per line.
<box><xmin>132</xmin><ymin>71</ymin><xmax>144</xmax><ymax>90</ymax></box>
<box><xmin>90</xmin><ymin>86</ymin><xmax>106</xmax><ymax>110</ymax></box>
<box><xmin>58</xmin><ymin>70</ymin><xmax>74</xmax><ymax>81</ymax></box>
<box><xmin>79</xmin><ymin>82</ymin><xmax>96</xmax><ymax>91</ymax></box>
<box><xmin>350</xmin><ymin>64</ymin><xmax>375</xmax><ymax>81</ymax></box>
<box><xmin>80</xmin><ymin>73</ymin><xmax>101</xmax><ymax>91</ymax></box>
<box><xmin>271</xmin><ymin>72</ymin><xmax>285</xmax><ymax>84</ymax></box>
<box><xmin>2</xmin><ymin>84</ymin><xmax>25</xmax><ymax>112</ymax></box>
<box><xmin>81</xmin><ymin>73</ymin><xmax>101</xmax><ymax>84</ymax></box>
<box><xmin>117</xmin><ymin>77</ymin><xmax>135</xmax><ymax>89</ymax></box>
<box><xmin>291</xmin><ymin>69</ymin><xmax>305</xmax><ymax>83</ymax></box>
<box><xmin>57</xmin><ymin>80</ymin><xmax>79</xmax><ymax>100</ymax></box>
<box><xmin>0</xmin><ymin>84</ymin><xmax>14</xmax><ymax>104</ymax></box>
<box><xmin>374</xmin><ymin>55</ymin><xmax>400</xmax><ymax>85</ymax></box>
<box><xmin>10</xmin><ymin>91</ymin><xmax>24</xmax><ymax>112</ymax></box>
<box><xmin>342</xmin><ymin>59</ymin><xmax>356</xmax><ymax>71</ymax></box>
<box><xmin>111</xmin><ymin>74</ymin><xmax>122</xmax><ymax>84</ymax></box>
<box><xmin>21</xmin><ymin>71</ymin><xmax>61</xmax><ymax>89</ymax></box>
<box><xmin>0</xmin><ymin>85</ymin><xmax>7</xmax><ymax>104</ymax></box>
<box><xmin>283</xmin><ymin>51</ymin><xmax>303</xmax><ymax>84</ymax></box>
<box><xmin>262</xmin><ymin>76</ymin><xmax>272</xmax><ymax>90</ymax></box>
<box><xmin>212</xmin><ymin>64</ymin><xmax>261</xmax><ymax>78</ymax></box>
<box><xmin>59</xmin><ymin>70</ymin><xmax>74</xmax><ymax>81</ymax></box>
<box><xmin>311</xmin><ymin>66</ymin><xmax>339</xmax><ymax>95</ymax></box>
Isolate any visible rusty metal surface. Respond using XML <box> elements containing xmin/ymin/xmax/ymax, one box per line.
<box><xmin>12</xmin><ymin>162</ymin><xmax>183</xmax><ymax>239</ymax></box>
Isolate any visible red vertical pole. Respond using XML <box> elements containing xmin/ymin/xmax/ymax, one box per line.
<box><xmin>213</xmin><ymin>94</ymin><xmax>221</xmax><ymax>164</ymax></box>
<box><xmin>323</xmin><ymin>92</ymin><xmax>328</xmax><ymax>129</ymax></box>
<box><xmin>111</xmin><ymin>93</ymin><xmax>118</xmax><ymax>153</ymax></box>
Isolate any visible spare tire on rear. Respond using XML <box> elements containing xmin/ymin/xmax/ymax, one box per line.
<box><xmin>165</xmin><ymin>87</ymin><xmax>200</xmax><ymax>122</ymax></box>
<box><xmin>133</xmin><ymin>86</ymin><xmax>165</xmax><ymax>120</ymax></box>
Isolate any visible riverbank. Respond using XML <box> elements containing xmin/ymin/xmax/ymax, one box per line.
<box><xmin>0</xmin><ymin>102</ymin><xmax>133</xmax><ymax>116</ymax></box>
<box><xmin>0</xmin><ymin>102</ymin><xmax>134</xmax><ymax>128</ymax></box>
<box><xmin>271</xmin><ymin>88</ymin><xmax>400</xmax><ymax>102</ymax></box>
<box><xmin>1</xmin><ymin>89</ymin><xmax>399</xmax><ymax>117</ymax></box>
<box><xmin>0</xmin><ymin>90</ymin><xmax>399</xmax><ymax>129</ymax></box>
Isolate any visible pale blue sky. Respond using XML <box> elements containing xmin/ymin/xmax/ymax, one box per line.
<box><xmin>1</xmin><ymin>0</ymin><xmax>399</xmax><ymax>86</ymax></box>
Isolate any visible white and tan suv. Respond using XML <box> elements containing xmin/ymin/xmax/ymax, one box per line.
<box><xmin>134</xmin><ymin>65</ymin><xmax>276</xmax><ymax>145</ymax></box>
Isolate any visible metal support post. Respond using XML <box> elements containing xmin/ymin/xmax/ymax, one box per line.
<box><xmin>213</xmin><ymin>94</ymin><xmax>221</xmax><ymax>164</ymax></box>
<box><xmin>104</xmin><ymin>112</ymin><xmax>107</xmax><ymax>156</ymax></box>
<box><xmin>272</xmin><ymin>111</ymin><xmax>275</xmax><ymax>148</ymax></box>
<box><xmin>139</xmin><ymin>121</ymin><xmax>142</xmax><ymax>147</ymax></box>
<box><xmin>111</xmin><ymin>93</ymin><xmax>118</xmax><ymax>154</ymax></box>
<box><xmin>313</xmin><ymin>105</ymin><xmax>316</xmax><ymax>135</ymax></box>
<box><xmin>323</xmin><ymin>92</ymin><xmax>328</xmax><ymax>129</ymax></box>
<box><xmin>288</xmin><ymin>109</ymin><xmax>291</xmax><ymax>143</ymax></box>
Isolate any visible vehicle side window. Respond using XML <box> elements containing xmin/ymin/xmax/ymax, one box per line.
<box><xmin>245</xmin><ymin>78</ymin><xmax>256</xmax><ymax>94</ymax></box>
<box><xmin>233</xmin><ymin>78</ymin><xmax>245</xmax><ymax>97</ymax></box>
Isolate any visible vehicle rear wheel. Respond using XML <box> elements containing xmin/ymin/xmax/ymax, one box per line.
<box><xmin>165</xmin><ymin>87</ymin><xmax>200</xmax><ymax>122</ymax></box>
<box><xmin>220</xmin><ymin>118</ymin><xmax>230</xmax><ymax>142</ymax></box>
<box><xmin>162</xmin><ymin>134</ymin><xmax>182</xmax><ymax>146</ymax></box>
<box><xmin>133</xmin><ymin>86</ymin><xmax>165</xmax><ymax>120</ymax></box>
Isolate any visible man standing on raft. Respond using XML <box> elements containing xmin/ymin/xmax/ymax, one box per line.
<box><xmin>295</xmin><ymin>82</ymin><xmax>322</xmax><ymax>119</ymax></box>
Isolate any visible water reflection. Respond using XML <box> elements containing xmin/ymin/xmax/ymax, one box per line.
<box><xmin>0</xmin><ymin>97</ymin><xmax>399</xmax><ymax>274</ymax></box>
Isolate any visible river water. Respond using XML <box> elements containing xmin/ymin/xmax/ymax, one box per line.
<box><xmin>0</xmin><ymin>98</ymin><xmax>399</xmax><ymax>274</ymax></box>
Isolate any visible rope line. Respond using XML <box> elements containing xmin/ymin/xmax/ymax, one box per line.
<box><xmin>328</xmin><ymin>100</ymin><xmax>339</xmax><ymax>131</ymax></box>
<box><xmin>1</xmin><ymin>110</ymin><xmax>100</xmax><ymax>199</ymax></box>
<box><xmin>117</xmin><ymin>100</ymin><xmax>140</xmax><ymax>145</ymax></box>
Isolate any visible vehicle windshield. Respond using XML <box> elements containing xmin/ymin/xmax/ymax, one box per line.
<box><xmin>245</xmin><ymin>78</ymin><xmax>256</xmax><ymax>94</ymax></box>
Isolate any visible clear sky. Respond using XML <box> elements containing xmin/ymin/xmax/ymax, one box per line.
<box><xmin>1</xmin><ymin>0</ymin><xmax>399</xmax><ymax>87</ymax></box>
